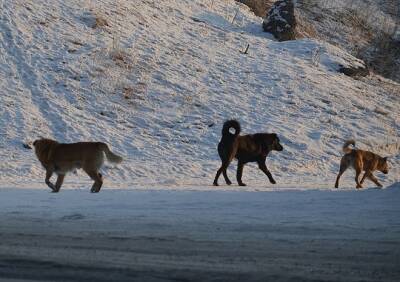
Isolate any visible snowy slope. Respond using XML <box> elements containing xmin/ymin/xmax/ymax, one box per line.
<box><xmin>0</xmin><ymin>0</ymin><xmax>399</xmax><ymax>189</ymax></box>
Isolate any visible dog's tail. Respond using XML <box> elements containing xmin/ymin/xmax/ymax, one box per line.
<box><xmin>99</xmin><ymin>143</ymin><xmax>123</xmax><ymax>164</ymax></box>
<box><xmin>222</xmin><ymin>120</ymin><xmax>241</xmax><ymax>138</ymax></box>
<box><xmin>342</xmin><ymin>139</ymin><xmax>355</xmax><ymax>154</ymax></box>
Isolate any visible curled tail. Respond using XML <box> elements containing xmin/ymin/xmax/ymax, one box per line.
<box><xmin>222</xmin><ymin>120</ymin><xmax>241</xmax><ymax>138</ymax></box>
<box><xmin>342</xmin><ymin>139</ymin><xmax>355</xmax><ymax>154</ymax></box>
<box><xmin>99</xmin><ymin>143</ymin><xmax>123</xmax><ymax>164</ymax></box>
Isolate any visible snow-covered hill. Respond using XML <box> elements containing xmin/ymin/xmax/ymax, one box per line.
<box><xmin>0</xmin><ymin>0</ymin><xmax>399</xmax><ymax>189</ymax></box>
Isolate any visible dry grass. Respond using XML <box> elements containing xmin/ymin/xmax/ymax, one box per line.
<box><xmin>297</xmin><ymin>0</ymin><xmax>400</xmax><ymax>82</ymax></box>
<box><xmin>122</xmin><ymin>83</ymin><xmax>147</xmax><ymax>101</ymax></box>
<box><xmin>108</xmin><ymin>35</ymin><xmax>134</xmax><ymax>70</ymax></box>
<box><xmin>295</xmin><ymin>10</ymin><xmax>318</xmax><ymax>39</ymax></box>
<box><xmin>93</xmin><ymin>14</ymin><xmax>109</xmax><ymax>29</ymax></box>
<box><xmin>236</xmin><ymin>0</ymin><xmax>274</xmax><ymax>17</ymax></box>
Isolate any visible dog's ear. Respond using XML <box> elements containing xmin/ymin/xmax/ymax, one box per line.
<box><xmin>33</xmin><ymin>140</ymin><xmax>37</xmax><ymax>146</ymax></box>
<box><xmin>271</xmin><ymin>133</ymin><xmax>279</xmax><ymax>143</ymax></box>
<box><xmin>383</xmin><ymin>157</ymin><xmax>388</xmax><ymax>162</ymax></box>
<box><xmin>266</xmin><ymin>133</ymin><xmax>277</xmax><ymax>143</ymax></box>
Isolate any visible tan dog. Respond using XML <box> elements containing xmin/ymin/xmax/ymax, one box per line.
<box><xmin>33</xmin><ymin>138</ymin><xmax>123</xmax><ymax>193</ymax></box>
<box><xmin>335</xmin><ymin>140</ymin><xmax>389</xmax><ymax>189</ymax></box>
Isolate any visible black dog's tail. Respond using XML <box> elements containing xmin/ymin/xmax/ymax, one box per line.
<box><xmin>222</xmin><ymin>120</ymin><xmax>241</xmax><ymax>138</ymax></box>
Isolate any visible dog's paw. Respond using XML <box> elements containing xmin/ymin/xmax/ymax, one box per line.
<box><xmin>356</xmin><ymin>185</ymin><xmax>362</xmax><ymax>189</ymax></box>
<box><xmin>213</xmin><ymin>182</ymin><xmax>219</xmax><ymax>186</ymax></box>
<box><xmin>226</xmin><ymin>181</ymin><xmax>232</xmax><ymax>185</ymax></box>
<box><xmin>238</xmin><ymin>183</ymin><xmax>247</xmax><ymax>187</ymax></box>
<box><xmin>270</xmin><ymin>179</ymin><xmax>276</xmax><ymax>184</ymax></box>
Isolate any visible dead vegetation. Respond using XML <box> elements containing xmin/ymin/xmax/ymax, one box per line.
<box><xmin>296</xmin><ymin>0</ymin><xmax>400</xmax><ymax>82</ymax></box>
<box><xmin>93</xmin><ymin>14</ymin><xmax>109</xmax><ymax>29</ymax></box>
<box><xmin>294</xmin><ymin>10</ymin><xmax>318</xmax><ymax>39</ymax></box>
<box><xmin>236</xmin><ymin>0</ymin><xmax>274</xmax><ymax>17</ymax></box>
<box><xmin>122</xmin><ymin>83</ymin><xmax>147</xmax><ymax>101</ymax></box>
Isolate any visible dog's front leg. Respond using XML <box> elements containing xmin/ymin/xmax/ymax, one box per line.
<box><xmin>335</xmin><ymin>159</ymin><xmax>348</xmax><ymax>188</ymax></box>
<box><xmin>52</xmin><ymin>174</ymin><xmax>65</xmax><ymax>193</ymax></box>
<box><xmin>258</xmin><ymin>161</ymin><xmax>276</xmax><ymax>184</ymax></box>
<box><xmin>368</xmin><ymin>173</ymin><xmax>383</xmax><ymax>188</ymax></box>
<box><xmin>360</xmin><ymin>171</ymin><xmax>369</xmax><ymax>185</ymax></box>
<box><xmin>236</xmin><ymin>161</ymin><xmax>246</xmax><ymax>186</ymax></box>
<box><xmin>45</xmin><ymin>170</ymin><xmax>56</xmax><ymax>191</ymax></box>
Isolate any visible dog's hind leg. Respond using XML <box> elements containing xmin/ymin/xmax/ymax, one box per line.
<box><xmin>257</xmin><ymin>161</ymin><xmax>276</xmax><ymax>184</ymax></box>
<box><xmin>86</xmin><ymin>170</ymin><xmax>103</xmax><ymax>193</ymax></box>
<box><xmin>52</xmin><ymin>174</ymin><xmax>65</xmax><ymax>193</ymax></box>
<box><xmin>214</xmin><ymin>161</ymin><xmax>230</xmax><ymax>186</ymax></box>
<box><xmin>213</xmin><ymin>168</ymin><xmax>222</xmax><ymax>186</ymax></box>
<box><xmin>236</xmin><ymin>161</ymin><xmax>246</xmax><ymax>186</ymax></box>
<box><xmin>45</xmin><ymin>169</ymin><xmax>56</xmax><ymax>191</ymax></box>
<box><xmin>222</xmin><ymin>169</ymin><xmax>232</xmax><ymax>185</ymax></box>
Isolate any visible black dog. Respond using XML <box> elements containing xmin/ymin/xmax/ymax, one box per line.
<box><xmin>213</xmin><ymin>120</ymin><xmax>283</xmax><ymax>186</ymax></box>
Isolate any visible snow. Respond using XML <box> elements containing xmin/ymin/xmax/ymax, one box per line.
<box><xmin>0</xmin><ymin>183</ymin><xmax>400</xmax><ymax>280</ymax></box>
<box><xmin>2</xmin><ymin>183</ymin><xmax>400</xmax><ymax>230</ymax></box>
<box><xmin>0</xmin><ymin>0</ymin><xmax>398</xmax><ymax>190</ymax></box>
<box><xmin>0</xmin><ymin>0</ymin><xmax>399</xmax><ymax>279</ymax></box>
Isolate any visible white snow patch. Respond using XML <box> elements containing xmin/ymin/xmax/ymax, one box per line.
<box><xmin>0</xmin><ymin>0</ymin><xmax>399</xmax><ymax>190</ymax></box>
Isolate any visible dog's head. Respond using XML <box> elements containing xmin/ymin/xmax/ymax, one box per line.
<box><xmin>263</xmin><ymin>134</ymin><xmax>283</xmax><ymax>152</ymax></box>
<box><xmin>379</xmin><ymin>157</ymin><xmax>389</xmax><ymax>174</ymax></box>
<box><xmin>32</xmin><ymin>138</ymin><xmax>58</xmax><ymax>162</ymax></box>
<box><xmin>272</xmin><ymin>134</ymin><xmax>284</xmax><ymax>151</ymax></box>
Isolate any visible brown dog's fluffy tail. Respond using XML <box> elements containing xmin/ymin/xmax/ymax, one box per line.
<box><xmin>342</xmin><ymin>139</ymin><xmax>355</xmax><ymax>154</ymax></box>
<box><xmin>99</xmin><ymin>143</ymin><xmax>123</xmax><ymax>164</ymax></box>
<box><xmin>222</xmin><ymin>120</ymin><xmax>241</xmax><ymax>138</ymax></box>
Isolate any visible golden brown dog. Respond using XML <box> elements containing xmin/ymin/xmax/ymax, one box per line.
<box><xmin>335</xmin><ymin>140</ymin><xmax>389</xmax><ymax>189</ymax></box>
<box><xmin>213</xmin><ymin>120</ymin><xmax>283</xmax><ymax>186</ymax></box>
<box><xmin>33</xmin><ymin>138</ymin><xmax>123</xmax><ymax>193</ymax></box>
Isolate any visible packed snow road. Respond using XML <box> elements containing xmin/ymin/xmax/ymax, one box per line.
<box><xmin>0</xmin><ymin>185</ymin><xmax>399</xmax><ymax>281</ymax></box>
